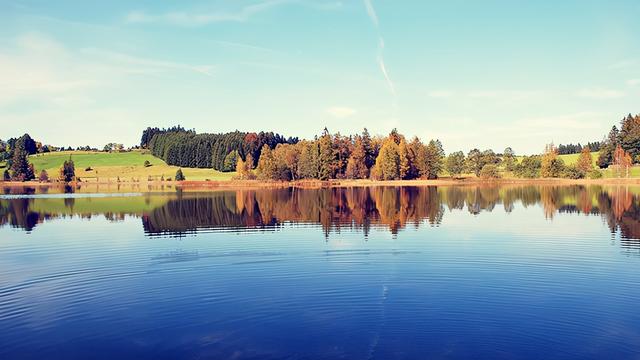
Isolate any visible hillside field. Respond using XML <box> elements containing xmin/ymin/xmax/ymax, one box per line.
<box><xmin>28</xmin><ymin>151</ymin><xmax>235</xmax><ymax>182</ymax></box>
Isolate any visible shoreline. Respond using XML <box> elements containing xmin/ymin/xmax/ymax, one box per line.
<box><xmin>3</xmin><ymin>177</ymin><xmax>640</xmax><ymax>190</ymax></box>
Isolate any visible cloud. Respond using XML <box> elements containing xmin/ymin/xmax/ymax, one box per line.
<box><xmin>125</xmin><ymin>0</ymin><xmax>342</xmax><ymax>26</ymax></box>
<box><xmin>576</xmin><ymin>87</ymin><xmax>625</xmax><ymax>99</ymax></box>
<box><xmin>326</xmin><ymin>106</ymin><xmax>356</xmax><ymax>118</ymax></box>
<box><xmin>627</xmin><ymin>79</ymin><xmax>640</xmax><ymax>86</ymax></box>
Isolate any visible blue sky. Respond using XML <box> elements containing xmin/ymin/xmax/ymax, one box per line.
<box><xmin>0</xmin><ymin>0</ymin><xmax>638</xmax><ymax>154</ymax></box>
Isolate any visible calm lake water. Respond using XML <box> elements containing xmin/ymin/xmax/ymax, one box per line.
<box><xmin>1</xmin><ymin>185</ymin><xmax>640</xmax><ymax>359</ymax></box>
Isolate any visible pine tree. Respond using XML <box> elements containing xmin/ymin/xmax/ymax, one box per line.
<box><xmin>58</xmin><ymin>158</ymin><xmax>75</xmax><ymax>183</ymax></box>
<box><xmin>10</xmin><ymin>147</ymin><xmax>35</xmax><ymax>181</ymax></box>
<box><xmin>372</xmin><ymin>138</ymin><xmax>400</xmax><ymax>180</ymax></box>
<box><xmin>318</xmin><ymin>129</ymin><xmax>336</xmax><ymax>180</ymax></box>
<box><xmin>175</xmin><ymin>168</ymin><xmax>185</xmax><ymax>181</ymax></box>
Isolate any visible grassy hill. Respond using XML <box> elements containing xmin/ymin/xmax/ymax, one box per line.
<box><xmin>28</xmin><ymin>151</ymin><xmax>235</xmax><ymax>182</ymax></box>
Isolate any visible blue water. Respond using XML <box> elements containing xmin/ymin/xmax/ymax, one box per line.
<box><xmin>1</xmin><ymin>186</ymin><xmax>639</xmax><ymax>359</ymax></box>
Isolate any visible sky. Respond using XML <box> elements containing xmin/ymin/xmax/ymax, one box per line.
<box><xmin>0</xmin><ymin>0</ymin><xmax>639</xmax><ymax>154</ymax></box>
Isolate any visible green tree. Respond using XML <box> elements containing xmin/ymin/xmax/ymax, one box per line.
<box><xmin>446</xmin><ymin>151</ymin><xmax>466</xmax><ymax>178</ymax></box>
<box><xmin>480</xmin><ymin>164</ymin><xmax>500</xmax><ymax>179</ymax></box>
<box><xmin>515</xmin><ymin>155</ymin><xmax>542</xmax><ymax>178</ymax></box>
<box><xmin>424</xmin><ymin>140</ymin><xmax>444</xmax><ymax>179</ymax></box>
<box><xmin>502</xmin><ymin>147</ymin><xmax>516</xmax><ymax>171</ymax></box>
<box><xmin>372</xmin><ymin>138</ymin><xmax>400</xmax><ymax>180</ymax></box>
<box><xmin>466</xmin><ymin>149</ymin><xmax>484</xmax><ymax>177</ymax></box>
<box><xmin>175</xmin><ymin>168</ymin><xmax>185</xmax><ymax>181</ymax></box>
<box><xmin>298</xmin><ymin>141</ymin><xmax>320</xmax><ymax>179</ymax></box>
<box><xmin>223</xmin><ymin>150</ymin><xmax>239</xmax><ymax>172</ymax></box>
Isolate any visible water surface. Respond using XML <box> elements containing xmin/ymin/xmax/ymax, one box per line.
<box><xmin>1</xmin><ymin>185</ymin><xmax>640</xmax><ymax>359</ymax></box>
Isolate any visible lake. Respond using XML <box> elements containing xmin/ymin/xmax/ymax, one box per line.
<box><xmin>1</xmin><ymin>185</ymin><xmax>640</xmax><ymax>359</ymax></box>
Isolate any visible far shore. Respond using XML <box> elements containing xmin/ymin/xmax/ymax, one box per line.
<box><xmin>3</xmin><ymin>177</ymin><xmax>640</xmax><ymax>191</ymax></box>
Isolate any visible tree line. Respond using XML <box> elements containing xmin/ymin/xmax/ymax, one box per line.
<box><xmin>142</xmin><ymin>126</ymin><xmax>298</xmax><ymax>171</ymax></box>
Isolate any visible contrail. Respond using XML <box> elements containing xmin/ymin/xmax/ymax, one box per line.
<box><xmin>363</xmin><ymin>0</ymin><xmax>396</xmax><ymax>97</ymax></box>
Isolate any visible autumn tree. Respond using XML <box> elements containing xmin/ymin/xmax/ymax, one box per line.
<box><xmin>446</xmin><ymin>151</ymin><xmax>466</xmax><ymax>178</ymax></box>
<box><xmin>613</xmin><ymin>145</ymin><xmax>632</xmax><ymax>178</ymax></box>
<box><xmin>345</xmin><ymin>135</ymin><xmax>369</xmax><ymax>179</ymax></box>
<box><xmin>235</xmin><ymin>154</ymin><xmax>255</xmax><ymax>180</ymax></box>
<box><xmin>257</xmin><ymin>145</ymin><xmax>278</xmax><ymax>180</ymax></box>
<box><xmin>408</xmin><ymin>137</ymin><xmax>426</xmax><ymax>179</ymax></box>
<box><xmin>398</xmin><ymin>139</ymin><xmax>411</xmax><ymax>179</ymax></box>
<box><xmin>39</xmin><ymin>169</ymin><xmax>49</xmax><ymax>182</ymax></box>
<box><xmin>576</xmin><ymin>147</ymin><xmax>594</xmax><ymax>174</ymax></box>
<box><xmin>540</xmin><ymin>143</ymin><xmax>564</xmax><ymax>178</ymax></box>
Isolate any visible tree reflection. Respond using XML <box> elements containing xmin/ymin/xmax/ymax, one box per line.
<box><xmin>2</xmin><ymin>186</ymin><xmax>640</xmax><ymax>248</ymax></box>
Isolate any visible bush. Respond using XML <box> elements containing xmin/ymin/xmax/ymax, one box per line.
<box><xmin>588</xmin><ymin>169</ymin><xmax>603</xmax><ymax>179</ymax></box>
<box><xmin>480</xmin><ymin>164</ymin><xmax>501</xmax><ymax>179</ymax></box>
<box><xmin>85</xmin><ymin>167</ymin><xmax>92</xmax><ymax>171</ymax></box>
<box><xmin>562</xmin><ymin>165</ymin><xmax>585</xmax><ymax>179</ymax></box>
<box><xmin>144</xmin><ymin>160</ymin><xmax>152</xmax><ymax>167</ymax></box>
<box><xmin>175</xmin><ymin>169</ymin><xmax>185</xmax><ymax>181</ymax></box>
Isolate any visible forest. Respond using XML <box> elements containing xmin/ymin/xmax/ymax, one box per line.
<box><xmin>2</xmin><ymin>113</ymin><xmax>640</xmax><ymax>183</ymax></box>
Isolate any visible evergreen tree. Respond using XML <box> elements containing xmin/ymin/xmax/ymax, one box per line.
<box><xmin>10</xmin><ymin>147</ymin><xmax>35</xmax><ymax>181</ymax></box>
<box><xmin>223</xmin><ymin>150</ymin><xmax>239</xmax><ymax>172</ymax></box>
<box><xmin>318</xmin><ymin>129</ymin><xmax>336</xmax><ymax>180</ymax></box>
<box><xmin>361</xmin><ymin>128</ymin><xmax>375</xmax><ymax>169</ymax></box>
<box><xmin>175</xmin><ymin>168</ymin><xmax>185</xmax><ymax>181</ymax></box>
<box><xmin>3</xmin><ymin>169</ymin><xmax>9</xmax><ymax>181</ymax></box>
<box><xmin>59</xmin><ymin>158</ymin><xmax>76</xmax><ymax>182</ymax></box>
<box><xmin>619</xmin><ymin>114</ymin><xmax>640</xmax><ymax>162</ymax></box>
<box><xmin>598</xmin><ymin>126</ymin><xmax>620</xmax><ymax>168</ymax></box>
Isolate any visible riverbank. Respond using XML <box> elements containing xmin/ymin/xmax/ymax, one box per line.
<box><xmin>3</xmin><ymin>176</ymin><xmax>640</xmax><ymax>191</ymax></box>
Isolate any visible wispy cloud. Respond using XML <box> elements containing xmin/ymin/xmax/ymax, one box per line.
<box><xmin>326</xmin><ymin>106</ymin><xmax>356</xmax><ymax>118</ymax></box>
<box><xmin>126</xmin><ymin>0</ymin><xmax>342</xmax><ymax>26</ymax></box>
<box><xmin>576</xmin><ymin>87</ymin><xmax>625</xmax><ymax>99</ymax></box>
<box><xmin>627</xmin><ymin>79</ymin><xmax>640</xmax><ymax>86</ymax></box>
<box><xmin>81</xmin><ymin>48</ymin><xmax>215</xmax><ymax>76</ymax></box>
<box><xmin>363</xmin><ymin>0</ymin><xmax>378</xmax><ymax>27</ymax></box>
